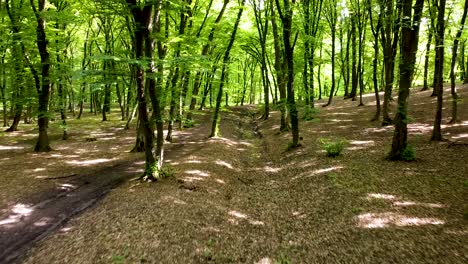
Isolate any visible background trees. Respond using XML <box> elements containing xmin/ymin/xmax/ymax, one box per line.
<box><xmin>0</xmin><ymin>0</ymin><xmax>467</xmax><ymax>165</ymax></box>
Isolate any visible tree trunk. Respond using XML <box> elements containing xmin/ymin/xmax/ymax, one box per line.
<box><xmin>389</xmin><ymin>0</ymin><xmax>424</xmax><ymax>160</ymax></box>
<box><xmin>31</xmin><ymin>0</ymin><xmax>52</xmax><ymax>152</ymax></box>
<box><xmin>271</xmin><ymin>2</ymin><xmax>288</xmax><ymax>131</ymax></box>
<box><xmin>349</xmin><ymin>15</ymin><xmax>358</xmax><ymax>100</ymax></box>
<box><xmin>210</xmin><ymin>0</ymin><xmax>246</xmax><ymax>137</ymax></box>
<box><xmin>430</xmin><ymin>0</ymin><xmax>446</xmax><ymax>141</ymax></box>
<box><xmin>422</xmin><ymin>24</ymin><xmax>433</xmax><ymax>91</ymax></box>
<box><xmin>275</xmin><ymin>0</ymin><xmax>299</xmax><ymax>147</ymax></box>
<box><xmin>448</xmin><ymin>0</ymin><xmax>468</xmax><ymax>123</ymax></box>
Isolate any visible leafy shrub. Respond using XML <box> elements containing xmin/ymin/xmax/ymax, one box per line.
<box><xmin>302</xmin><ymin>105</ymin><xmax>319</xmax><ymax>121</ymax></box>
<box><xmin>160</xmin><ymin>164</ymin><xmax>176</xmax><ymax>178</ymax></box>
<box><xmin>400</xmin><ymin>145</ymin><xmax>416</xmax><ymax>161</ymax></box>
<box><xmin>183</xmin><ymin>118</ymin><xmax>195</xmax><ymax>128</ymax></box>
<box><xmin>318</xmin><ymin>138</ymin><xmax>347</xmax><ymax>157</ymax></box>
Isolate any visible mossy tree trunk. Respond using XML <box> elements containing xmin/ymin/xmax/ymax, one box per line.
<box><xmin>388</xmin><ymin>0</ymin><xmax>424</xmax><ymax>160</ymax></box>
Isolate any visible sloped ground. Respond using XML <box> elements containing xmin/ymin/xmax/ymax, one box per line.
<box><xmin>2</xmin><ymin>85</ymin><xmax>468</xmax><ymax>263</ymax></box>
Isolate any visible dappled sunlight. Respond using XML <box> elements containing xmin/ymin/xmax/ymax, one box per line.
<box><xmin>0</xmin><ymin>203</ymin><xmax>34</xmax><ymax>227</ymax></box>
<box><xmin>256</xmin><ymin>257</ymin><xmax>273</xmax><ymax>264</ymax></box>
<box><xmin>57</xmin><ymin>183</ymin><xmax>76</xmax><ymax>191</ymax></box>
<box><xmin>349</xmin><ymin>140</ymin><xmax>375</xmax><ymax>146</ymax></box>
<box><xmin>328</xmin><ymin>119</ymin><xmax>354</xmax><ymax>123</ymax></box>
<box><xmin>261</xmin><ymin>165</ymin><xmax>282</xmax><ymax>173</ymax></box>
<box><xmin>210</xmin><ymin>136</ymin><xmax>253</xmax><ymax>147</ymax></box>
<box><xmin>393</xmin><ymin>201</ymin><xmax>445</xmax><ymax>208</ymax></box>
<box><xmin>185</xmin><ymin>170</ymin><xmax>210</xmax><ymax>177</ymax></box>
<box><xmin>367</xmin><ymin>193</ymin><xmax>397</xmax><ymax>200</ymax></box>
<box><xmin>0</xmin><ymin>145</ymin><xmax>25</xmax><ymax>151</ymax></box>
<box><xmin>215</xmin><ymin>159</ymin><xmax>234</xmax><ymax>170</ymax></box>
<box><xmin>356</xmin><ymin>212</ymin><xmax>445</xmax><ymax>228</ymax></box>
<box><xmin>366</xmin><ymin>193</ymin><xmax>446</xmax><ymax>208</ymax></box>
<box><xmin>364</xmin><ymin>126</ymin><xmax>393</xmax><ymax>133</ymax></box>
<box><xmin>292</xmin><ymin>166</ymin><xmax>343</xmax><ymax>181</ymax></box>
<box><xmin>451</xmin><ymin>133</ymin><xmax>468</xmax><ymax>139</ymax></box>
<box><xmin>347</xmin><ymin>140</ymin><xmax>375</xmax><ymax>151</ymax></box>
<box><xmin>66</xmin><ymin>158</ymin><xmax>114</xmax><ymax>166</ymax></box>
<box><xmin>227</xmin><ymin>210</ymin><xmax>265</xmax><ymax>226</ymax></box>
<box><xmin>34</xmin><ymin>217</ymin><xmax>52</xmax><ymax>227</ymax></box>
<box><xmin>329</xmin><ymin>112</ymin><xmax>354</xmax><ymax>116</ymax></box>
<box><xmin>161</xmin><ymin>195</ymin><xmax>187</xmax><ymax>205</ymax></box>
<box><xmin>408</xmin><ymin>123</ymin><xmax>433</xmax><ymax>134</ymax></box>
<box><xmin>292</xmin><ymin>211</ymin><xmax>307</xmax><ymax>219</ymax></box>
<box><xmin>229</xmin><ymin>210</ymin><xmax>247</xmax><ymax>219</ymax></box>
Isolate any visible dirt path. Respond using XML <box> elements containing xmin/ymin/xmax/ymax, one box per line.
<box><xmin>0</xmin><ymin>111</ymin><xmax>225</xmax><ymax>264</ymax></box>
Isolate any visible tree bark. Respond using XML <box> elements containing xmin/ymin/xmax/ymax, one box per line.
<box><xmin>210</xmin><ymin>0</ymin><xmax>246</xmax><ymax>137</ymax></box>
<box><xmin>388</xmin><ymin>0</ymin><xmax>424</xmax><ymax>160</ymax></box>
<box><xmin>430</xmin><ymin>0</ymin><xmax>446</xmax><ymax>141</ymax></box>
<box><xmin>448</xmin><ymin>0</ymin><xmax>468</xmax><ymax>123</ymax></box>
<box><xmin>31</xmin><ymin>0</ymin><xmax>52</xmax><ymax>152</ymax></box>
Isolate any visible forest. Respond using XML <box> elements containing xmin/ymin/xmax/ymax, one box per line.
<box><xmin>0</xmin><ymin>0</ymin><xmax>467</xmax><ymax>263</ymax></box>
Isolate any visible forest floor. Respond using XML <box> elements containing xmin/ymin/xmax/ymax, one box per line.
<box><xmin>0</xmin><ymin>85</ymin><xmax>467</xmax><ymax>263</ymax></box>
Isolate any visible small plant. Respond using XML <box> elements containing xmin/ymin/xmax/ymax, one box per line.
<box><xmin>318</xmin><ymin>137</ymin><xmax>347</xmax><ymax>157</ymax></box>
<box><xmin>400</xmin><ymin>145</ymin><xmax>416</xmax><ymax>161</ymax></box>
<box><xmin>275</xmin><ymin>253</ymin><xmax>292</xmax><ymax>264</ymax></box>
<box><xmin>160</xmin><ymin>164</ymin><xmax>176</xmax><ymax>178</ymax></box>
<box><xmin>183</xmin><ymin>118</ymin><xmax>195</xmax><ymax>128</ymax></box>
<box><xmin>302</xmin><ymin>105</ymin><xmax>319</xmax><ymax>121</ymax></box>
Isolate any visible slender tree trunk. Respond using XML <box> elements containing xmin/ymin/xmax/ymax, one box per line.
<box><xmin>431</xmin><ymin>0</ymin><xmax>446</xmax><ymax>141</ymax></box>
<box><xmin>448</xmin><ymin>0</ymin><xmax>468</xmax><ymax>123</ymax></box>
<box><xmin>349</xmin><ymin>15</ymin><xmax>358</xmax><ymax>100</ymax></box>
<box><xmin>275</xmin><ymin>0</ymin><xmax>299</xmax><ymax>147</ymax></box>
<box><xmin>324</xmin><ymin>28</ymin><xmax>336</xmax><ymax>106</ymax></box>
<box><xmin>422</xmin><ymin>25</ymin><xmax>433</xmax><ymax>91</ymax></box>
<box><xmin>271</xmin><ymin>2</ymin><xmax>288</xmax><ymax>131</ymax></box>
<box><xmin>187</xmin><ymin>0</ymin><xmax>228</xmax><ymax>120</ymax></box>
<box><xmin>210</xmin><ymin>0</ymin><xmax>245</xmax><ymax>137</ymax></box>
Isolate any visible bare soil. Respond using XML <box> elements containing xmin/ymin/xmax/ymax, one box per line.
<box><xmin>0</xmin><ymin>85</ymin><xmax>467</xmax><ymax>263</ymax></box>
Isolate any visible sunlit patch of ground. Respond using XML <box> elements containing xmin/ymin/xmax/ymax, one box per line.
<box><xmin>15</xmin><ymin>85</ymin><xmax>468</xmax><ymax>263</ymax></box>
<box><xmin>0</xmin><ymin>111</ymin><xmax>142</xmax><ymax>211</ymax></box>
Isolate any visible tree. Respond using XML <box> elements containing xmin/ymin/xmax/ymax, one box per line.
<box><xmin>380</xmin><ymin>0</ymin><xmax>402</xmax><ymax>126</ymax></box>
<box><xmin>301</xmin><ymin>0</ymin><xmax>323</xmax><ymax>109</ymax></box>
<box><xmin>210</xmin><ymin>0</ymin><xmax>246</xmax><ymax>137</ymax></box>
<box><xmin>388</xmin><ymin>0</ymin><xmax>424</xmax><ymax>160</ymax></box>
<box><xmin>126</xmin><ymin>0</ymin><xmax>165</xmax><ymax>180</ymax></box>
<box><xmin>31</xmin><ymin>0</ymin><xmax>53</xmax><ymax>152</ymax></box>
<box><xmin>368</xmin><ymin>0</ymin><xmax>383</xmax><ymax>121</ymax></box>
<box><xmin>275</xmin><ymin>0</ymin><xmax>299</xmax><ymax>147</ymax></box>
<box><xmin>251</xmin><ymin>0</ymin><xmax>271</xmax><ymax>120</ymax></box>
<box><xmin>448</xmin><ymin>0</ymin><xmax>468</xmax><ymax>123</ymax></box>
<box><xmin>270</xmin><ymin>0</ymin><xmax>288</xmax><ymax>131</ymax></box>
<box><xmin>322</xmin><ymin>0</ymin><xmax>338</xmax><ymax>107</ymax></box>
<box><xmin>430</xmin><ymin>0</ymin><xmax>446</xmax><ymax>141</ymax></box>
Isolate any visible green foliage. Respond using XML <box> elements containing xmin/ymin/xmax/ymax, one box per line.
<box><xmin>160</xmin><ymin>164</ymin><xmax>175</xmax><ymax>179</ymax></box>
<box><xmin>143</xmin><ymin>162</ymin><xmax>175</xmax><ymax>181</ymax></box>
<box><xmin>463</xmin><ymin>180</ymin><xmax>468</xmax><ymax>188</ymax></box>
<box><xmin>111</xmin><ymin>255</ymin><xmax>125</xmax><ymax>264</ymax></box>
<box><xmin>302</xmin><ymin>105</ymin><xmax>319</xmax><ymax>121</ymax></box>
<box><xmin>275</xmin><ymin>253</ymin><xmax>292</xmax><ymax>264</ymax></box>
<box><xmin>182</xmin><ymin>118</ymin><xmax>195</xmax><ymax>128</ymax></box>
<box><xmin>400</xmin><ymin>145</ymin><xmax>416</xmax><ymax>161</ymax></box>
<box><xmin>318</xmin><ymin>137</ymin><xmax>347</xmax><ymax>157</ymax></box>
